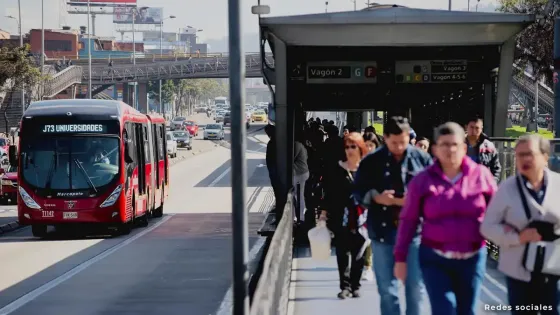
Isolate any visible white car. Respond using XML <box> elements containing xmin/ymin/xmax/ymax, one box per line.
<box><xmin>204</xmin><ymin>123</ymin><xmax>225</xmax><ymax>140</ymax></box>
<box><xmin>166</xmin><ymin>131</ymin><xmax>178</xmax><ymax>158</ymax></box>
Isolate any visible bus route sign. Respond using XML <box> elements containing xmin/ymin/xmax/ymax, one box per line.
<box><xmin>395</xmin><ymin>60</ymin><xmax>468</xmax><ymax>83</ymax></box>
<box><xmin>306</xmin><ymin>61</ymin><xmax>378</xmax><ymax>84</ymax></box>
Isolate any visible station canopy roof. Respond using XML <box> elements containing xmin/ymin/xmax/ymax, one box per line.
<box><xmin>260</xmin><ymin>6</ymin><xmax>535</xmax><ymax>46</ymax></box>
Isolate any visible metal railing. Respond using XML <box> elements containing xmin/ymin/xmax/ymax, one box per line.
<box><xmin>250</xmin><ymin>191</ymin><xmax>294</xmax><ymax>315</ymax></box>
<box><xmin>42</xmin><ymin>66</ymin><xmax>83</xmax><ymax>98</ymax></box>
<box><xmin>46</xmin><ymin>52</ymin><xmax>264</xmax><ymax>62</ymax></box>
<box><xmin>511</xmin><ymin>70</ymin><xmax>554</xmax><ymax>115</ymax></box>
<box><xmin>81</xmin><ymin>53</ymin><xmax>274</xmax><ymax>83</ymax></box>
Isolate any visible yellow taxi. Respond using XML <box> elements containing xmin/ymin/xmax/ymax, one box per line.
<box><xmin>251</xmin><ymin>110</ymin><xmax>268</xmax><ymax>123</ymax></box>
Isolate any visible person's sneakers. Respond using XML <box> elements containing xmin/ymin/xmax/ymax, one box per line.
<box><xmin>361</xmin><ymin>268</ymin><xmax>374</xmax><ymax>281</ymax></box>
<box><xmin>337</xmin><ymin>289</ymin><xmax>351</xmax><ymax>299</ymax></box>
<box><xmin>352</xmin><ymin>290</ymin><xmax>361</xmax><ymax>298</ymax></box>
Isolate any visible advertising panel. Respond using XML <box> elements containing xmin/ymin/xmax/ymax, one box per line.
<box><xmin>113</xmin><ymin>7</ymin><xmax>163</xmax><ymax>24</ymax></box>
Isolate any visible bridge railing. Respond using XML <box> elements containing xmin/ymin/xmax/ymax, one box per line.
<box><xmin>250</xmin><ymin>190</ymin><xmax>293</xmax><ymax>315</ymax></box>
<box><xmin>46</xmin><ymin>52</ymin><xmax>267</xmax><ymax>63</ymax></box>
<box><xmin>42</xmin><ymin>66</ymin><xmax>83</xmax><ymax>98</ymax></box>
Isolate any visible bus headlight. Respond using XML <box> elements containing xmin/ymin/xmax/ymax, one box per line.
<box><xmin>19</xmin><ymin>186</ymin><xmax>41</xmax><ymax>209</ymax></box>
<box><xmin>100</xmin><ymin>184</ymin><xmax>122</xmax><ymax>208</ymax></box>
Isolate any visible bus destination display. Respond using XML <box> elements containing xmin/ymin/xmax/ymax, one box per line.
<box><xmin>395</xmin><ymin>60</ymin><xmax>468</xmax><ymax>83</ymax></box>
<box><xmin>307</xmin><ymin>62</ymin><xmax>377</xmax><ymax>84</ymax></box>
<box><xmin>41</xmin><ymin>124</ymin><xmax>108</xmax><ymax>133</ymax></box>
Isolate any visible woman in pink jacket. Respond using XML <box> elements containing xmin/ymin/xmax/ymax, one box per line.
<box><xmin>393</xmin><ymin>122</ymin><xmax>497</xmax><ymax>315</ymax></box>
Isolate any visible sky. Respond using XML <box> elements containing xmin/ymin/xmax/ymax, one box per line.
<box><xmin>1</xmin><ymin>0</ymin><xmax>499</xmax><ymax>51</ymax></box>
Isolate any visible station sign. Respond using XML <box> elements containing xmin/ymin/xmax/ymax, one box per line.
<box><xmin>306</xmin><ymin>62</ymin><xmax>378</xmax><ymax>84</ymax></box>
<box><xmin>395</xmin><ymin>60</ymin><xmax>468</xmax><ymax>84</ymax></box>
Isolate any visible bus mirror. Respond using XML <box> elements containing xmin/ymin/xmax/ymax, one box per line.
<box><xmin>8</xmin><ymin>145</ymin><xmax>17</xmax><ymax>167</ymax></box>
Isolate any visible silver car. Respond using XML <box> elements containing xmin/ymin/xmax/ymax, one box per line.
<box><xmin>173</xmin><ymin>131</ymin><xmax>192</xmax><ymax>150</ymax></box>
<box><xmin>171</xmin><ymin>117</ymin><xmax>187</xmax><ymax>131</ymax></box>
<box><xmin>203</xmin><ymin>123</ymin><xmax>225</xmax><ymax>140</ymax></box>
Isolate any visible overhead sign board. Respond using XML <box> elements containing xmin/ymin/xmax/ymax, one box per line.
<box><xmin>395</xmin><ymin>60</ymin><xmax>468</xmax><ymax>83</ymax></box>
<box><xmin>113</xmin><ymin>7</ymin><xmax>163</xmax><ymax>24</ymax></box>
<box><xmin>306</xmin><ymin>61</ymin><xmax>378</xmax><ymax>84</ymax></box>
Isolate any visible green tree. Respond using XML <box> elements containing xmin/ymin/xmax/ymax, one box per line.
<box><xmin>0</xmin><ymin>45</ymin><xmax>43</xmax><ymax>94</ymax></box>
<box><xmin>498</xmin><ymin>0</ymin><xmax>556</xmax><ymax>85</ymax></box>
<box><xmin>148</xmin><ymin>80</ymin><xmax>175</xmax><ymax>105</ymax></box>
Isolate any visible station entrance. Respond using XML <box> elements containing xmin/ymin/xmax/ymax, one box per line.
<box><xmin>258</xmin><ymin>7</ymin><xmax>531</xmax><ymax>203</ymax></box>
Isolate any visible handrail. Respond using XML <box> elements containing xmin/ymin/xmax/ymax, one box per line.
<box><xmin>81</xmin><ymin>54</ymin><xmax>274</xmax><ymax>83</ymax></box>
<box><xmin>250</xmin><ymin>190</ymin><xmax>293</xmax><ymax>315</ymax></box>
<box><xmin>41</xmin><ymin>66</ymin><xmax>83</xmax><ymax>98</ymax></box>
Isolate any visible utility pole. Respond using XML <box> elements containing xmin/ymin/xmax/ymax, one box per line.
<box><xmin>132</xmin><ymin>7</ymin><xmax>136</xmax><ymax>109</ymax></box>
<box><xmin>228</xmin><ymin>0</ymin><xmax>249</xmax><ymax>312</ymax></box>
<box><xmin>87</xmin><ymin>0</ymin><xmax>92</xmax><ymax>99</ymax></box>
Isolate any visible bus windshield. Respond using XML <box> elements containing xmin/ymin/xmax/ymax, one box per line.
<box><xmin>20</xmin><ymin>136</ymin><xmax>120</xmax><ymax>191</ymax></box>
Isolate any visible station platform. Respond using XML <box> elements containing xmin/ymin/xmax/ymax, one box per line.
<box><xmin>288</xmin><ymin>246</ymin><xmax>510</xmax><ymax>315</ymax></box>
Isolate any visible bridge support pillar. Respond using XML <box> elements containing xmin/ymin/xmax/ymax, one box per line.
<box><xmin>494</xmin><ymin>37</ymin><xmax>515</xmax><ymax>136</ymax></box>
<box><xmin>122</xmin><ymin>85</ymin><xmax>130</xmax><ymax>106</ymax></box>
<box><xmin>138</xmin><ymin>83</ymin><xmax>148</xmax><ymax>113</ymax></box>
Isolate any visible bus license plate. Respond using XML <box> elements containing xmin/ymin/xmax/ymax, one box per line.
<box><xmin>63</xmin><ymin>212</ymin><xmax>78</xmax><ymax>219</ymax></box>
<box><xmin>42</xmin><ymin>211</ymin><xmax>54</xmax><ymax>218</ymax></box>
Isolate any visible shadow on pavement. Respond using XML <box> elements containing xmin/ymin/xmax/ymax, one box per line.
<box><xmin>194</xmin><ymin>159</ymin><xmax>269</xmax><ymax>188</ymax></box>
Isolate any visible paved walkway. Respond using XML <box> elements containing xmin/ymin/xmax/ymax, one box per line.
<box><xmin>288</xmin><ymin>246</ymin><xmax>510</xmax><ymax>315</ymax></box>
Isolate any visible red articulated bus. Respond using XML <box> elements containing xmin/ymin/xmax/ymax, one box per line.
<box><xmin>11</xmin><ymin>99</ymin><xmax>169</xmax><ymax>237</ymax></box>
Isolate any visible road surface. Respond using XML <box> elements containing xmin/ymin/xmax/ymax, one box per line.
<box><xmin>0</xmin><ymin>119</ymin><xmax>271</xmax><ymax>315</ymax></box>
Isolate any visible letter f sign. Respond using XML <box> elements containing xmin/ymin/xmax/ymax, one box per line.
<box><xmin>365</xmin><ymin>66</ymin><xmax>377</xmax><ymax>78</ymax></box>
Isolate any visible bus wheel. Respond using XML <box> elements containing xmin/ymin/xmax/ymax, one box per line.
<box><xmin>114</xmin><ymin>222</ymin><xmax>131</xmax><ymax>236</ymax></box>
<box><xmin>32</xmin><ymin>224</ymin><xmax>48</xmax><ymax>238</ymax></box>
<box><xmin>153</xmin><ymin>190</ymin><xmax>164</xmax><ymax>218</ymax></box>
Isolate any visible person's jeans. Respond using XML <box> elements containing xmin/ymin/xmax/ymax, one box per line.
<box><xmin>372</xmin><ymin>237</ymin><xmax>424</xmax><ymax>315</ymax></box>
<box><xmin>292</xmin><ymin>172</ymin><xmax>309</xmax><ymax>222</ymax></box>
<box><xmin>419</xmin><ymin>245</ymin><xmax>486</xmax><ymax>315</ymax></box>
<box><xmin>507</xmin><ymin>274</ymin><xmax>560</xmax><ymax>315</ymax></box>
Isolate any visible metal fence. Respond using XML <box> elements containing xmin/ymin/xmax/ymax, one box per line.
<box><xmin>250</xmin><ymin>191</ymin><xmax>294</xmax><ymax>315</ymax></box>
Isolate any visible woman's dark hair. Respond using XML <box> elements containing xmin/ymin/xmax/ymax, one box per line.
<box><xmin>344</xmin><ymin>132</ymin><xmax>368</xmax><ymax>158</ymax></box>
<box><xmin>363</xmin><ymin>131</ymin><xmax>380</xmax><ymax>148</ymax></box>
<box><xmin>384</xmin><ymin>116</ymin><xmax>411</xmax><ymax>136</ymax></box>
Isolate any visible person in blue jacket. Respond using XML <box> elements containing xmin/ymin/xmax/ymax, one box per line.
<box><xmin>353</xmin><ymin>116</ymin><xmax>432</xmax><ymax>315</ymax></box>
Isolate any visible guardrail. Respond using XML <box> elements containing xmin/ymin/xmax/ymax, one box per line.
<box><xmin>42</xmin><ymin>66</ymin><xmax>83</xmax><ymax>98</ymax></box>
<box><xmin>250</xmin><ymin>190</ymin><xmax>293</xmax><ymax>315</ymax></box>
<box><xmin>81</xmin><ymin>53</ymin><xmax>274</xmax><ymax>83</ymax></box>
<box><xmin>45</xmin><ymin>52</ymin><xmax>264</xmax><ymax>63</ymax></box>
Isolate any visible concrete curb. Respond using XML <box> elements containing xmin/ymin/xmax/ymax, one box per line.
<box><xmin>0</xmin><ymin>221</ymin><xmax>21</xmax><ymax>235</ymax></box>
<box><xmin>0</xmin><ymin>125</ymin><xmax>267</xmax><ymax>236</ymax></box>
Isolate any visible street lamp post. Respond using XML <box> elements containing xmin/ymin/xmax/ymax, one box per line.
<box><xmin>41</xmin><ymin>0</ymin><xmax>45</xmax><ymax>73</ymax></box>
<box><xmin>159</xmin><ymin>15</ymin><xmax>176</xmax><ymax>115</ymax></box>
<box><xmin>132</xmin><ymin>8</ymin><xmax>136</xmax><ymax>109</ymax></box>
<box><xmin>87</xmin><ymin>0</ymin><xmax>92</xmax><ymax>99</ymax></box>
<box><xmin>7</xmin><ymin>6</ymin><xmax>24</xmax><ymax>113</ymax></box>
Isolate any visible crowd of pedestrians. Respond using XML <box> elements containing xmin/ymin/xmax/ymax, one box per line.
<box><xmin>265</xmin><ymin>114</ymin><xmax>560</xmax><ymax>314</ymax></box>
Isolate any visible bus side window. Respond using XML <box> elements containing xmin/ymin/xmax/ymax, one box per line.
<box><xmin>143</xmin><ymin>124</ymin><xmax>150</xmax><ymax>163</ymax></box>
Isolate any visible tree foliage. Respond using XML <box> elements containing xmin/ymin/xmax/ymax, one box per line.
<box><xmin>0</xmin><ymin>44</ymin><xmax>43</xmax><ymax>93</ymax></box>
<box><xmin>498</xmin><ymin>0</ymin><xmax>556</xmax><ymax>85</ymax></box>
<box><xmin>148</xmin><ymin>80</ymin><xmax>175</xmax><ymax>105</ymax></box>
<box><xmin>148</xmin><ymin>78</ymin><xmax>228</xmax><ymax>115</ymax></box>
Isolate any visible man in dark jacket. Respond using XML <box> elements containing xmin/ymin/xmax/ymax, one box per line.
<box><xmin>265</xmin><ymin>125</ymin><xmax>281</xmax><ymax>221</ymax></box>
<box><xmin>354</xmin><ymin>116</ymin><xmax>432</xmax><ymax>315</ymax></box>
<box><xmin>465</xmin><ymin>117</ymin><xmax>502</xmax><ymax>182</ymax></box>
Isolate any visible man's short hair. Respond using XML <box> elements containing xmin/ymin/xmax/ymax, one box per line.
<box><xmin>434</xmin><ymin>122</ymin><xmax>465</xmax><ymax>141</ymax></box>
<box><xmin>516</xmin><ymin>134</ymin><xmax>551</xmax><ymax>155</ymax></box>
<box><xmin>466</xmin><ymin>116</ymin><xmax>483</xmax><ymax>125</ymax></box>
<box><xmin>384</xmin><ymin>116</ymin><xmax>411</xmax><ymax>136</ymax></box>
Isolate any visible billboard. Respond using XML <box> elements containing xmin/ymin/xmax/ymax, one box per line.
<box><xmin>113</xmin><ymin>7</ymin><xmax>163</xmax><ymax>24</ymax></box>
